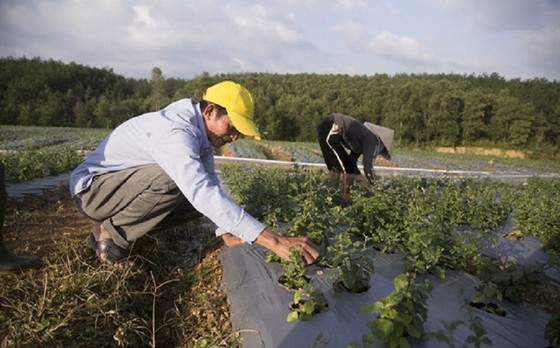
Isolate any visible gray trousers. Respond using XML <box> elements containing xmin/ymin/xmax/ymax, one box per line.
<box><xmin>74</xmin><ymin>164</ymin><xmax>201</xmax><ymax>249</ymax></box>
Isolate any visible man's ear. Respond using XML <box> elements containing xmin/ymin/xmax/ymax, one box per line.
<box><xmin>202</xmin><ymin>103</ymin><xmax>216</xmax><ymax>120</ymax></box>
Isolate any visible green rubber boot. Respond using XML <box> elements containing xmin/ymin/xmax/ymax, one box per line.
<box><xmin>0</xmin><ymin>161</ymin><xmax>41</xmax><ymax>271</ymax></box>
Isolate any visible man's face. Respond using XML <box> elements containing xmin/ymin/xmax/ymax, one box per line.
<box><xmin>203</xmin><ymin>104</ymin><xmax>241</xmax><ymax>148</ymax></box>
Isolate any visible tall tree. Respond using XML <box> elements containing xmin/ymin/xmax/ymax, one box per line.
<box><xmin>490</xmin><ymin>90</ymin><xmax>534</xmax><ymax>147</ymax></box>
<box><xmin>462</xmin><ymin>88</ymin><xmax>493</xmax><ymax>145</ymax></box>
<box><xmin>145</xmin><ymin>67</ymin><xmax>168</xmax><ymax>111</ymax></box>
<box><xmin>425</xmin><ymin>82</ymin><xmax>463</xmax><ymax>146</ymax></box>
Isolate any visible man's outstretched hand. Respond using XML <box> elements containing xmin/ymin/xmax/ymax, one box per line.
<box><xmin>256</xmin><ymin>229</ymin><xmax>320</xmax><ymax>265</ymax></box>
<box><xmin>222</xmin><ymin>229</ymin><xmax>320</xmax><ymax>265</ymax></box>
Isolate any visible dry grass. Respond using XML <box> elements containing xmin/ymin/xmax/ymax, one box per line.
<box><xmin>0</xmin><ymin>186</ymin><xmax>234</xmax><ymax>348</ymax></box>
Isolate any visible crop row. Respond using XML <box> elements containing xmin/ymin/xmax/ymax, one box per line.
<box><xmin>226</xmin><ymin>140</ymin><xmax>267</xmax><ymax>159</ymax></box>
<box><xmin>0</xmin><ymin>126</ymin><xmax>110</xmax><ymax>182</ymax></box>
<box><xmin>222</xmin><ymin>163</ymin><xmax>559</xmax><ymax>266</ymax></box>
<box><xmin>0</xmin><ymin>125</ymin><xmax>109</xmax><ymax>151</ymax></box>
<box><xmin>220</xmin><ymin>163</ymin><xmax>559</xmax><ymax>346</ymax></box>
<box><xmin>224</xmin><ymin>139</ymin><xmax>324</xmax><ymax>163</ymax></box>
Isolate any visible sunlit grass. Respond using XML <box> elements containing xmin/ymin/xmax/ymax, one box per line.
<box><xmin>0</xmin><ymin>189</ymin><xmax>235</xmax><ymax>347</ymax></box>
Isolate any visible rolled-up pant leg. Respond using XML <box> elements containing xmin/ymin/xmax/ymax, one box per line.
<box><xmin>75</xmin><ymin>164</ymin><xmax>198</xmax><ymax>249</ymax></box>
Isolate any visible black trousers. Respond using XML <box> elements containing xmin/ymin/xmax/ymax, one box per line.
<box><xmin>317</xmin><ymin>118</ymin><xmax>361</xmax><ymax>174</ymax></box>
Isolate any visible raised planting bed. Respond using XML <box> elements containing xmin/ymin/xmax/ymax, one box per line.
<box><xmin>219</xmin><ymin>164</ymin><xmax>559</xmax><ymax>347</ymax></box>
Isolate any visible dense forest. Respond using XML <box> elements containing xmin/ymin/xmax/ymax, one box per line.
<box><xmin>1</xmin><ymin>57</ymin><xmax>559</xmax><ymax>157</ymax></box>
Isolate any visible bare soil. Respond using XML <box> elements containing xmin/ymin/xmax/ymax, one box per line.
<box><xmin>2</xmin><ymin>187</ymin><xmax>231</xmax><ymax>347</ymax></box>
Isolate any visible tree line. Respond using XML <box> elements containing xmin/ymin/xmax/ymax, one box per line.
<box><xmin>1</xmin><ymin>57</ymin><xmax>559</xmax><ymax>157</ymax></box>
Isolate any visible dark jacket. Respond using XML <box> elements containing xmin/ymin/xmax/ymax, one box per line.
<box><xmin>326</xmin><ymin>114</ymin><xmax>382</xmax><ymax>174</ymax></box>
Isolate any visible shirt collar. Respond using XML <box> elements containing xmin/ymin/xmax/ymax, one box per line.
<box><xmin>194</xmin><ymin>101</ymin><xmax>213</xmax><ymax>154</ymax></box>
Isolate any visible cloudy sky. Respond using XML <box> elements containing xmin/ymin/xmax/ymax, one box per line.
<box><xmin>1</xmin><ymin>0</ymin><xmax>559</xmax><ymax>81</ymax></box>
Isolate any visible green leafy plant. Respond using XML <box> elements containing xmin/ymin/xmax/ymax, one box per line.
<box><xmin>320</xmin><ymin>227</ymin><xmax>375</xmax><ymax>294</ymax></box>
<box><xmin>359</xmin><ymin>274</ymin><xmax>431</xmax><ymax>348</ymax></box>
<box><xmin>268</xmin><ymin>248</ymin><xmax>329</xmax><ymax>323</ymax></box>
<box><xmin>221</xmin><ymin>165</ymin><xmax>558</xmax><ymax>343</ymax></box>
<box><xmin>400</xmin><ymin>184</ymin><xmax>448</xmax><ymax>277</ymax></box>
<box><xmin>287</xmin><ymin>288</ymin><xmax>328</xmax><ymax>323</ymax></box>
<box><xmin>286</xmin><ymin>172</ymin><xmax>342</xmax><ymax>244</ymax></box>
<box><xmin>343</xmin><ymin>177</ymin><xmax>407</xmax><ymax>252</ymax></box>
<box><xmin>275</xmin><ymin>248</ymin><xmax>311</xmax><ymax>291</ymax></box>
<box><xmin>474</xmin><ymin>258</ymin><xmax>545</xmax><ymax>304</ymax></box>
<box><xmin>514</xmin><ymin>178</ymin><xmax>560</xmax><ymax>254</ymax></box>
<box><xmin>444</xmin><ymin>178</ymin><xmax>513</xmax><ymax>234</ymax></box>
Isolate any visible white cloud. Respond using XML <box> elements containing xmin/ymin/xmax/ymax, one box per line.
<box><xmin>231</xmin><ymin>4</ymin><xmax>305</xmax><ymax>46</ymax></box>
<box><xmin>0</xmin><ymin>0</ymin><xmax>558</xmax><ymax>80</ymax></box>
<box><xmin>368</xmin><ymin>31</ymin><xmax>434</xmax><ymax>64</ymax></box>
<box><xmin>132</xmin><ymin>5</ymin><xmax>158</xmax><ymax>30</ymax></box>
<box><xmin>125</xmin><ymin>4</ymin><xmax>180</xmax><ymax>51</ymax></box>
<box><xmin>332</xmin><ymin>21</ymin><xmax>434</xmax><ymax>66</ymax></box>
<box><xmin>367</xmin><ymin>31</ymin><xmax>434</xmax><ymax>63</ymax></box>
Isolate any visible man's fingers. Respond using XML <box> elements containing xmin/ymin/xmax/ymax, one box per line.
<box><xmin>306</xmin><ymin>244</ymin><xmax>320</xmax><ymax>260</ymax></box>
<box><xmin>292</xmin><ymin>237</ymin><xmax>320</xmax><ymax>264</ymax></box>
<box><xmin>303</xmin><ymin>250</ymin><xmax>319</xmax><ymax>265</ymax></box>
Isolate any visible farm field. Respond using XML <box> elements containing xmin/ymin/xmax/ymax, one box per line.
<box><xmin>1</xmin><ymin>125</ymin><xmax>559</xmax><ymax>184</ymax></box>
<box><xmin>1</xmin><ymin>125</ymin><xmax>559</xmax><ymax>347</ymax></box>
<box><xmin>219</xmin><ymin>164</ymin><xmax>560</xmax><ymax>347</ymax></box>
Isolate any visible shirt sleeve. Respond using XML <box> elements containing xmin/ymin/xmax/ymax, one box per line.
<box><xmin>152</xmin><ymin>126</ymin><xmax>265</xmax><ymax>243</ymax></box>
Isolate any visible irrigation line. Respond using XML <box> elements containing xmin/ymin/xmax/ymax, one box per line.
<box><xmin>4</xmin><ymin>156</ymin><xmax>558</xmax><ymax>200</ymax></box>
<box><xmin>214</xmin><ymin>155</ymin><xmax>560</xmax><ymax>180</ymax></box>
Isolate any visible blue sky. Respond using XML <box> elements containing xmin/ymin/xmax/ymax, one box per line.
<box><xmin>1</xmin><ymin>0</ymin><xmax>558</xmax><ymax>81</ymax></box>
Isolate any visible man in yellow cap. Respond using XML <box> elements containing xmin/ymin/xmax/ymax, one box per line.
<box><xmin>70</xmin><ymin>81</ymin><xmax>319</xmax><ymax>266</ymax></box>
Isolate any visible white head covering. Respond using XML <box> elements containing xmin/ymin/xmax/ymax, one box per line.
<box><xmin>364</xmin><ymin>122</ymin><xmax>394</xmax><ymax>160</ymax></box>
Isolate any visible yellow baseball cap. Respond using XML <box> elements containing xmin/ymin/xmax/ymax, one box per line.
<box><xmin>203</xmin><ymin>81</ymin><xmax>261</xmax><ymax>140</ymax></box>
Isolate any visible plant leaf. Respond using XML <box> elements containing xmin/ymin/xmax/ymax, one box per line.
<box><xmin>394</xmin><ymin>274</ymin><xmax>409</xmax><ymax>291</ymax></box>
<box><xmin>373</xmin><ymin>318</ymin><xmax>394</xmax><ymax>339</ymax></box>
<box><xmin>287</xmin><ymin>311</ymin><xmax>299</xmax><ymax>323</ymax></box>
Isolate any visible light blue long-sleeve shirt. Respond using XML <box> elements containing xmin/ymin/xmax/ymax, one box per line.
<box><xmin>69</xmin><ymin>98</ymin><xmax>265</xmax><ymax>243</ymax></box>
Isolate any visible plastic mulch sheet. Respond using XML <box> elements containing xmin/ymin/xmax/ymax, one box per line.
<box><xmin>5</xmin><ymin>173</ymin><xmax>69</xmax><ymax>201</ymax></box>
<box><xmin>480</xmin><ymin>216</ymin><xmax>560</xmax><ymax>286</ymax></box>
<box><xmin>221</xmin><ymin>242</ymin><xmax>552</xmax><ymax>348</ymax></box>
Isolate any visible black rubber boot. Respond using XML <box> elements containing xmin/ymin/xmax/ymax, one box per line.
<box><xmin>0</xmin><ymin>161</ymin><xmax>41</xmax><ymax>271</ymax></box>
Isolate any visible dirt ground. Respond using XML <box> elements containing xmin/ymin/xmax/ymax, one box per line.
<box><xmin>2</xmin><ymin>188</ymin><xmax>89</xmax><ymax>260</ymax></box>
<box><xmin>2</xmin><ymin>186</ymin><xmax>231</xmax><ymax>346</ymax></box>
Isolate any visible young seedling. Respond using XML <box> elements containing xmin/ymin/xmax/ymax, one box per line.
<box><xmin>287</xmin><ymin>288</ymin><xmax>328</xmax><ymax>323</ymax></box>
<box><xmin>274</xmin><ymin>248</ymin><xmax>311</xmax><ymax>291</ymax></box>
<box><xmin>321</xmin><ymin>229</ymin><xmax>375</xmax><ymax>294</ymax></box>
<box><xmin>360</xmin><ymin>274</ymin><xmax>431</xmax><ymax>347</ymax></box>
<box><xmin>267</xmin><ymin>248</ymin><xmax>329</xmax><ymax>322</ymax></box>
